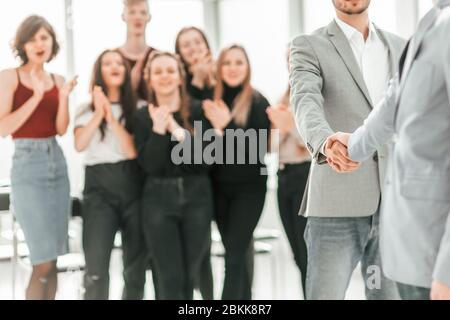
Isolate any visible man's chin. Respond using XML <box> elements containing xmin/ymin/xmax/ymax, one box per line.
<box><xmin>340</xmin><ymin>7</ymin><xmax>368</xmax><ymax>15</ymax></box>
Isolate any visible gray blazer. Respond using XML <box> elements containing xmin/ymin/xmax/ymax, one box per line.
<box><xmin>348</xmin><ymin>1</ymin><xmax>450</xmax><ymax>287</ymax></box>
<box><xmin>289</xmin><ymin>20</ymin><xmax>405</xmax><ymax>217</ymax></box>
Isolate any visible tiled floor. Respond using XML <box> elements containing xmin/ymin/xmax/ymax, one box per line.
<box><xmin>0</xmin><ymin>188</ymin><xmax>366</xmax><ymax>300</ymax></box>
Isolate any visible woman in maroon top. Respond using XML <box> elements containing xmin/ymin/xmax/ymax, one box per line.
<box><xmin>0</xmin><ymin>15</ymin><xmax>77</xmax><ymax>300</ymax></box>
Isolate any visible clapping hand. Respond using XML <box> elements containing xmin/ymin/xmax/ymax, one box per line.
<box><xmin>202</xmin><ymin>99</ymin><xmax>232</xmax><ymax>133</ymax></box>
<box><xmin>59</xmin><ymin>75</ymin><xmax>78</xmax><ymax>99</ymax></box>
<box><xmin>266</xmin><ymin>104</ymin><xmax>295</xmax><ymax>133</ymax></box>
<box><xmin>325</xmin><ymin>132</ymin><xmax>359</xmax><ymax>173</ymax></box>
<box><xmin>167</xmin><ymin>115</ymin><xmax>186</xmax><ymax>142</ymax></box>
<box><xmin>191</xmin><ymin>53</ymin><xmax>216</xmax><ymax>88</ymax></box>
<box><xmin>93</xmin><ymin>86</ymin><xmax>115</xmax><ymax>124</ymax></box>
<box><xmin>92</xmin><ymin>86</ymin><xmax>107</xmax><ymax>119</ymax></box>
<box><xmin>148</xmin><ymin>104</ymin><xmax>170</xmax><ymax>135</ymax></box>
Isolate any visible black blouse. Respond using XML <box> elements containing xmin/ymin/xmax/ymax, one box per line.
<box><xmin>210</xmin><ymin>85</ymin><xmax>271</xmax><ymax>185</ymax></box>
<box><xmin>185</xmin><ymin>71</ymin><xmax>214</xmax><ymax>101</ymax></box>
<box><xmin>133</xmin><ymin>99</ymin><xmax>211</xmax><ymax>178</ymax></box>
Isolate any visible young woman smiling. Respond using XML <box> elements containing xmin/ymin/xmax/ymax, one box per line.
<box><xmin>203</xmin><ymin>44</ymin><xmax>271</xmax><ymax>300</ymax></box>
<box><xmin>133</xmin><ymin>52</ymin><xmax>213</xmax><ymax>300</ymax></box>
<box><xmin>0</xmin><ymin>15</ymin><xmax>77</xmax><ymax>300</ymax></box>
<box><xmin>74</xmin><ymin>49</ymin><xmax>146</xmax><ymax>300</ymax></box>
<box><xmin>175</xmin><ymin>26</ymin><xmax>216</xmax><ymax>101</ymax></box>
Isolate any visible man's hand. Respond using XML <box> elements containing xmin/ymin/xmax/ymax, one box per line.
<box><xmin>431</xmin><ymin>280</ymin><xmax>450</xmax><ymax>300</ymax></box>
<box><xmin>325</xmin><ymin>137</ymin><xmax>360</xmax><ymax>173</ymax></box>
<box><xmin>328</xmin><ymin>131</ymin><xmax>351</xmax><ymax>147</ymax></box>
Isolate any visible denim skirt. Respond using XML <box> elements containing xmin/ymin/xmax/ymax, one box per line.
<box><xmin>10</xmin><ymin>137</ymin><xmax>70</xmax><ymax>265</ymax></box>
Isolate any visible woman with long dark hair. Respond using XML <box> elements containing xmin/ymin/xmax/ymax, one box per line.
<box><xmin>175</xmin><ymin>26</ymin><xmax>215</xmax><ymax>101</ymax></box>
<box><xmin>175</xmin><ymin>26</ymin><xmax>215</xmax><ymax>300</ymax></box>
<box><xmin>74</xmin><ymin>49</ymin><xmax>146</xmax><ymax>300</ymax></box>
<box><xmin>133</xmin><ymin>52</ymin><xmax>213</xmax><ymax>300</ymax></box>
<box><xmin>0</xmin><ymin>15</ymin><xmax>77</xmax><ymax>300</ymax></box>
<box><xmin>203</xmin><ymin>44</ymin><xmax>271</xmax><ymax>300</ymax></box>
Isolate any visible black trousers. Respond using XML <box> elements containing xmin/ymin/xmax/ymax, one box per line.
<box><xmin>197</xmin><ymin>237</ymin><xmax>214</xmax><ymax>300</ymax></box>
<box><xmin>213</xmin><ymin>180</ymin><xmax>267</xmax><ymax>300</ymax></box>
<box><xmin>142</xmin><ymin>175</ymin><xmax>213</xmax><ymax>300</ymax></box>
<box><xmin>277</xmin><ymin>162</ymin><xmax>310</xmax><ymax>298</ymax></box>
<box><xmin>82</xmin><ymin>160</ymin><xmax>147</xmax><ymax>300</ymax></box>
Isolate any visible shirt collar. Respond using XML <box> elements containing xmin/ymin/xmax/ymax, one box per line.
<box><xmin>334</xmin><ymin>17</ymin><xmax>379</xmax><ymax>42</ymax></box>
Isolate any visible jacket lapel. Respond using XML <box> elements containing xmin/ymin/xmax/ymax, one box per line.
<box><xmin>375</xmin><ymin>26</ymin><xmax>401</xmax><ymax>80</ymax></box>
<box><xmin>327</xmin><ymin>20</ymin><xmax>373</xmax><ymax>108</ymax></box>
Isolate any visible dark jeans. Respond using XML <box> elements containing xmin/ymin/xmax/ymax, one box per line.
<box><xmin>82</xmin><ymin>161</ymin><xmax>147</xmax><ymax>300</ymax></box>
<box><xmin>213</xmin><ymin>181</ymin><xmax>267</xmax><ymax>300</ymax></box>
<box><xmin>197</xmin><ymin>237</ymin><xmax>214</xmax><ymax>300</ymax></box>
<box><xmin>277</xmin><ymin>162</ymin><xmax>310</xmax><ymax>298</ymax></box>
<box><xmin>397</xmin><ymin>282</ymin><xmax>431</xmax><ymax>300</ymax></box>
<box><xmin>142</xmin><ymin>175</ymin><xmax>213</xmax><ymax>300</ymax></box>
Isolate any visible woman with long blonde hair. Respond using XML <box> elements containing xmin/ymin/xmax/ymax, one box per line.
<box><xmin>203</xmin><ymin>44</ymin><xmax>271</xmax><ymax>300</ymax></box>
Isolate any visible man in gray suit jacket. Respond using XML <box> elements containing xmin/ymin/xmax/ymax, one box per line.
<box><xmin>289</xmin><ymin>0</ymin><xmax>405</xmax><ymax>299</ymax></box>
<box><xmin>329</xmin><ymin>0</ymin><xmax>450</xmax><ymax>300</ymax></box>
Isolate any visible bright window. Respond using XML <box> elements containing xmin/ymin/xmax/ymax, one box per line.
<box><xmin>219</xmin><ymin>0</ymin><xmax>290</xmax><ymax>104</ymax></box>
<box><xmin>419</xmin><ymin>0</ymin><xmax>434</xmax><ymax>18</ymax></box>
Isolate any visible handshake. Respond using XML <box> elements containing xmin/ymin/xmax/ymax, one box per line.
<box><xmin>324</xmin><ymin>132</ymin><xmax>360</xmax><ymax>173</ymax></box>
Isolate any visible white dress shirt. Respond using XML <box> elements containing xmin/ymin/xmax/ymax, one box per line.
<box><xmin>334</xmin><ymin>17</ymin><xmax>390</xmax><ymax>107</ymax></box>
<box><xmin>321</xmin><ymin>18</ymin><xmax>391</xmax><ymax>155</ymax></box>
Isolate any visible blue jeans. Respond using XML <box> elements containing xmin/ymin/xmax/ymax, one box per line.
<box><xmin>304</xmin><ymin>211</ymin><xmax>400</xmax><ymax>300</ymax></box>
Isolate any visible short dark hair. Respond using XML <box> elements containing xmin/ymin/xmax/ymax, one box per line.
<box><xmin>12</xmin><ymin>15</ymin><xmax>60</xmax><ymax>65</ymax></box>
